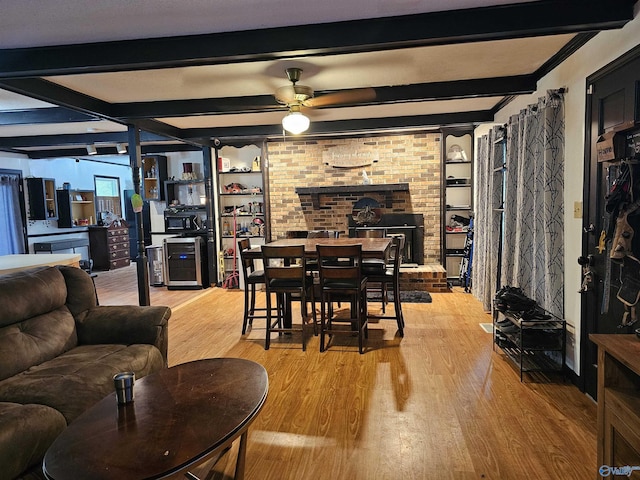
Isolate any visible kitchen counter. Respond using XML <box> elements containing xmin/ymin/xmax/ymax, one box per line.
<box><xmin>0</xmin><ymin>254</ymin><xmax>81</xmax><ymax>276</ymax></box>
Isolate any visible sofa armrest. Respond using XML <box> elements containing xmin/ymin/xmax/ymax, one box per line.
<box><xmin>75</xmin><ymin>305</ymin><xmax>171</xmax><ymax>365</ymax></box>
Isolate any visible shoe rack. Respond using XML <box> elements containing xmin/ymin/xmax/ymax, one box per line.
<box><xmin>492</xmin><ymin>305</ymin><xmax>566</xmax><ymax>382</ymax></box>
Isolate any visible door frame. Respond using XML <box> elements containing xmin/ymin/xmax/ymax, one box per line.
<box><xmin>580</xmin><ymin>44</ymin><xmax>640</xmax><ymax>396</ymax></box>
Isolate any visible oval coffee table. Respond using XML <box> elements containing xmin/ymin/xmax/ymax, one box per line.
<box><xmin>43</xmin><ymin>358</ymin><xmax>268</xmax><ymax>480</ymax></box>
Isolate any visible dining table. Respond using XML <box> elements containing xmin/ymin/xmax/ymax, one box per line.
<box><xmin>244</xmin><ymin>237</ymin><xmax>392</xmax><ymax>260</ymax></box>
<box><xmin>244</xmin><ymin>237</ymin><xmax>392</xmax><ymax>329</ymax></box>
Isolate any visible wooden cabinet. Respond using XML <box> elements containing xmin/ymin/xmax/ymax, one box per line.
<box><xmin>142</xmin><ymin>155</ymin><xmax>167</xmax><ymax>201</ymax></box>
<box><xmin>88</xmin><ymin>223</ymin><xmax>130</xmax><ymax>270</ymax></box>
<box><xmin>26</xmin><ymin>177</ymin><xmax>57</xmax><ymax>220</ymax></box>
<box><xmin>590</xmin><ymin>334</ymin><xmax>640</xmax><ymax>477</ymax></box>
<box><xmin>56</xmin><ymin>189</ymin><xmax>95</xmax><ymax>228</ymax></box>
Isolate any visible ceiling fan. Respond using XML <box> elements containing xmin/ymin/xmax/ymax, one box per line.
<box><xmin>274</xmin><ymin>67</ymin><xmax>376</xmax><ymax>134</ymax></box>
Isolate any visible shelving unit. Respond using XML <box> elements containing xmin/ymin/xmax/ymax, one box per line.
<box><xmin>217</xmin><ymin>145</ymin><xmax>265</xmax><ymax>288</ymax></box>
<box><xmin>56</xmin><ymin>189</ymin><xmax>95</xmax><ymax>228</ymax></box>
<box><xmin>26</xmin><ymin>177</ymin><xmax>57</xmax><ymax>220</ymax></box>
<box><xmin>165</xmin><ymin>180</ymin><xmax>206</xmax><ymax>207</ymax></box>
<box><xmin>141</xmin><ymin>155</ymin><xmax>168</xmax><ymax>201</ymax></box>
<box><xmin>493</xmin><ymin>307</ymin><xmax>566</xmax><ymax>381</ymax></box>
<box><xmin>441</xmin><ymin>128</ymin><xmax>473</xmax><ymax>286</ymax></box>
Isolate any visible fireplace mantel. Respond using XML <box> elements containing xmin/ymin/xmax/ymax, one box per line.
<box><xmin>295</xmin><ymin>183</ymin><xmax>409</xmax><ymax>208</ymax></box>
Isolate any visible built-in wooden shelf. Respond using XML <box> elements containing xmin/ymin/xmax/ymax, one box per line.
<box><xmin>295</xmin><ymin>183</ymin><xmax>409</xmax><ymax>208</ymax></box>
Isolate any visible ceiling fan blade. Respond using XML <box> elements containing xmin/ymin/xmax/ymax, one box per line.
<box><xmin>305</xmin><ymin>87</ymin><xmax>376</xmax><ymax>108</ymax></box>
<box><xmin>275</xmin><ymin>84</ymin><xmax>314</xmax><ymax>105</ymax></box>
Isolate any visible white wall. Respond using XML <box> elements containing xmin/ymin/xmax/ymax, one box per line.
<box><xmin>490</xmin><ymin>7</ymin><xmax>640</xmax><ymax>373</ymax></box>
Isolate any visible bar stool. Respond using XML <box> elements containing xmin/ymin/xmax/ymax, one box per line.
<box><xmin>262</xmin><ymin>244</ymin><xmax>316</xmax><ymax>351</ymax></box>
<box><xmin>365</xmin><ymin>236</ymin><xmax>405</xmax><ymax>336</ymax></box>
<box><xmin>238</xmin><ymin>238</ymin><xmax>271</xmax><ymax>334</ymax></box>
<box><xmin>316</xmin><ymin>244</ymin><xmax>369</xmax><ymax>354</ymax></box>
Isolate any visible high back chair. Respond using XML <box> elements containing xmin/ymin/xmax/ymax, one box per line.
<box><xmin>307</xmin><ymin>230</ymin><xmax>340</xmax><ymax>238</ymax></box>
<box><xmin>261</xmin><ymin>245</ymin><xmax>316</xmax><ymax>351</ymax></box>
<box><xmin>238</xmin><ymin>238</ymin><xmax>271</xmax><ymax>334</ymax></box>
<box><xmin>316</xmin><ymin>244</ymin><xmax>368</xmax><ymax>354</ymax></box>
<box><xmin>364</xmin><ymin>236</ymin><xmax>405</xmax><ymax>337</ymax></box>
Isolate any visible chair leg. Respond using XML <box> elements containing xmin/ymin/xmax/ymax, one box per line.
<box><xmin>242</xmin><ymin>284</ymin><xmax>251</xmax><ymax>334</ymax></box>
<box><xmin>264</xmin><ymin>291</ymin><xmax>272</xmax><ymax>350</ymax></box>
<box><xmin>392</xmin><ymin>281</ymin><xmax>404</xmax><ymax>336</ymax></box>
<box><xmin>320</xmin><ymin>293</ymin><xmax>327</xmax><ymax>352</ymax></box>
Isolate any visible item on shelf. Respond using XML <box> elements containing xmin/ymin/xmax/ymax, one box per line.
<box><xmin>494</xmin><ymin>286</ymin><xmax>551</xmax><ymax>320</ymax></box>
<box><xmin>223</xmin><ymin>182</ymin><xmax>247</xmax><ymax>194</ymax></box>
<box><xmin>446</xmin><ymin>144</ymin><xmax>468</xmax><ymax>162</ymax></box>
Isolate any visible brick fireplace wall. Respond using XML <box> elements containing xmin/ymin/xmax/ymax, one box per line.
<box><xmin>265</xmin><ymin>133</ymin><xmax>442</xmax><ymax>264</ymax></box>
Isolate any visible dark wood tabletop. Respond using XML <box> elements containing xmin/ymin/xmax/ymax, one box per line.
<box><xmin>245</xmin><ymin>237</ymin><xmax>391</xmax><ymax>259</ymax></box>
<box><xmin>42</xmin><ymin>358</ymin><xmax>268</xmax><ymax>480</ymax></box>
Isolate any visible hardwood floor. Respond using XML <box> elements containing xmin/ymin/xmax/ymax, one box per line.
<box><xmin>93</xmin><ymin>267</ymin><xmax>597</xmax><ymax>480</ymax></box>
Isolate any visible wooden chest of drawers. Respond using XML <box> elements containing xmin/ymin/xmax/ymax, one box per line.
<box><xmin>88</xmin><ymin>224</ymin><xmax>130</xmax><ymax>271</ymax></box>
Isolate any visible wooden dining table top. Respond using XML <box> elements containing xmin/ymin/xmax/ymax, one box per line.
<box><xmin>245</xmin><ymin>237</ymin><xmax>391</xmax><ymax>259</ymax></box>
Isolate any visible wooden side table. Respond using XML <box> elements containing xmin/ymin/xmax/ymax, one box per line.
<box><xmin>589</xmin><ymin>334</ymin><xmax>640</xmax><ymax>478</ymax></box>
<box><xmin>43</xmin><ymin>358</ymin><xmax>268</xmax><ymax>480</ymax></box>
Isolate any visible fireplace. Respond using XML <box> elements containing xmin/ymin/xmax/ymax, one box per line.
<box><xmin>347</xmin><ymin>213</ymin><xmax>424</xmax><ymax>265</ymax></box>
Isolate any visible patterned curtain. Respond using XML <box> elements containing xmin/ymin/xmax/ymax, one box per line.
<box><xmin>501</xmin><ymin>90</ymin><xmax>565</xmax><ymax>317</ymax></box>
<box><xmin>472</xmin><ymin>126</ymin><xmax>504</xmax><ymax>311</ymax></box>
<box><xmin>0</xmin><ymin>173</ymin><xmax>25</xmax><ymax>255</ymax></box>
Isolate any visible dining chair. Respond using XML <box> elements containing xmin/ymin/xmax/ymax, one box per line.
<box><xmin>316</xmin><ymin>244</ymin><xmax>369</xmax><ymax>353</ymax></box>
<box><xmin>364</xmin><ymin>236</ymin><xmax>405</xmax><ymax>337</ymax></box>
<box><xmin>261</xmin><ymin>244</ymin><xmax>316</xmax><ymax>351</ymax></box>
<box><xmin>307</xmin><ymin>230</ymin><xmax>340</xmax><ymax>238</ymax></box>
<box><xmin>286</xmin><ymin>230</ymin><xmax>309</xmax><ymax>239</ymax></box>
<box><xmin>238</xmin><ymin>238</ymin><xmax>272</xmax><ymax>334</ymax></box>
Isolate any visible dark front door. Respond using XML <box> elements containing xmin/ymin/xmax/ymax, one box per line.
<box><xmin>581</xmin><ymin>47</ymin><xmax>640</xmax><ymax>400</ymax></box>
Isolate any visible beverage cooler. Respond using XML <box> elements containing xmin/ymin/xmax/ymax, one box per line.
<box><xmin>163</xmin><ymin>236</ymin><xmax>209</xmax><ymax>289</ymax></box>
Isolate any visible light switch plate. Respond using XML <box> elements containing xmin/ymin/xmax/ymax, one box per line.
<box><xmin>574</xmin><ymin>201</ymin><xmax>582</xmax><ymax>219</ymax></box>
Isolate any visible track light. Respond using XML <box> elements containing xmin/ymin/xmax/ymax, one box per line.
<box><xmin>116</xmin><ymin>143</ymin><xmax>127</xmax><ymax>154</ymax></box>
<box><xmin>282</xmin><ymin>105</ymin><xmax>310</xmax><ymax>135</ymax></box>
<box><xmin>86</xmin><ymin>144</ymin><xmax>97</xmax><ymax>155</ymax></box>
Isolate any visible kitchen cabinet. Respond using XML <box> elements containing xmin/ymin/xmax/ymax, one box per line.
<box><xmin>56</xmin><ymin>189</ymin><xmax>95</xmax><ymax>228</ymax></box>
<box><xmin>142</xmin><ymin>155</ymin><xmax>168</xmax><ymax>201</ymax></box>
<box><xmin>441</xmin><ymin>128</ymin><xmax>473</xmax><ymax>287</ymax></box>
<box><xmin>88</xmin><ymin>223</ymin><xmax>130</xmax><ymax>270</ymax></box>
<box><xmin>26</xmin><ymin>177</ymin><xmax>57</xmax><ymax>220</ymax></box>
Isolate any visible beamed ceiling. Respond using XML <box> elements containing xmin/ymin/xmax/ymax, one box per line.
<box><xmin>0</xmin><ymin>0</ymin><xmax>636</xmax><ymax>158</ymax></box>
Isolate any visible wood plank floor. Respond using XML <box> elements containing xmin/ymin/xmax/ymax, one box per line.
<box><xmin>94</xmin><ymin>266</ymin><xmax>597</xmax><ymax>480</ymax></box>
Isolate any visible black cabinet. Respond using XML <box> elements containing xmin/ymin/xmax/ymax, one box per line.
<box><xmin>56</xmin><ymin>189</ymin><xmax>95</xmax><ymax>228</ymax></box>
<box><xmin>26</xmin><ymin>177</ymin><xmax>57</xmax><ymax>220</ymax></box>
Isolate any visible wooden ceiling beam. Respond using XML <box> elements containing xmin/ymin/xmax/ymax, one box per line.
<box><xmin>0</xmin><ymin>0</ymin><xmax>634</xmax><ymax>78</ymax></box>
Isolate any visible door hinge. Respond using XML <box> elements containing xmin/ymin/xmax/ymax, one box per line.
<box><xmin>587</xmin><ymin>85</ymin><xmax>594</xmax><ymax>95</ymax></box>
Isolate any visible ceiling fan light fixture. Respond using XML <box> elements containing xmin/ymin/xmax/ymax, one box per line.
<box><xmin>116</xmin><ymin>143</ymin><xmax>127</xmax><ymax>154</ymax></box>
<box><xmin>86</xmin><ymin>144</ymin><xmax>98</xmax><ymax>155</ymax></box>
<box><xmin>282</xmin><ymin>106</ymin><xmax>310</xmax><ymax>135</ymax></box>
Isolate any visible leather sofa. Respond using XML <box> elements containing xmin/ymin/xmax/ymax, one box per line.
<box><xmin>0</xmin><ymin>265</ymin><xmax>171</xmax><ymax>480</ymax></box>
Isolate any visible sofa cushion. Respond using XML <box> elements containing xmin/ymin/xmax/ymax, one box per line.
<box><xmin>0</xmin><ymin>401</ymin><xmax>66</xmax><ymax>480</ymax></box>
<box><xmin>0</xmin><ymin>267</ymin><xmax>67</xmax><ymax>327</ymax></box>
<box><xmin>0</xmin><ymin>344</ymin><xmax>164</xmax><ymax>423</ymax></box>
<box><xmin>0</xmin><ymin>307</ymin><xmax>77</xmax><ymax>383</ymax></box>
<box><xmin>0</xmin><ymin>267</ymin><xmax>79</xmax><ymax>382</ymax></box>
